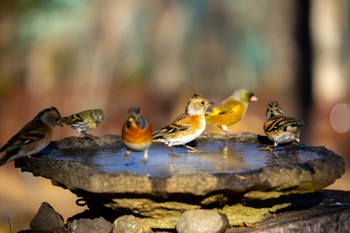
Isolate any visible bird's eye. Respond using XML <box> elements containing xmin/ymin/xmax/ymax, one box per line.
<box><xmin>201</xmin><ymin>101</ymin><xmax>205</xmax><ymax>105</ymax></box>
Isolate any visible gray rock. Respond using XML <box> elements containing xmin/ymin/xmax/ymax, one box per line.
<box><xmin>176</xmin><ymin>209</ymin><xmax>229</xmax><ymax>233</ymax></box>
<box><xmin>226</xmin><ymin>190</ymin><xmax>350</xmax><ymax>233</ymax></box>
<box><xmin>14</xmin><ymin>133</ymin><xmax>346</xmax><ymax>229</ymax></box>
<box><xmin>113</xmin><ymin>215</ymin><xmax>153</xmax><ymax>233</ymax></box>
<box><xmin>30</xmin><ymin>202</ymin><xmax>65</xmax><ymax>232</ymax></box>
<box><xmin>15</xmin><ymin>133</ymin><xmax>345</xmax><ymax>197</ymax></box>
<box><xmin>69</xmin><ymin>217</ymin><xmax>112</xmax><ymax>233</ymax></box>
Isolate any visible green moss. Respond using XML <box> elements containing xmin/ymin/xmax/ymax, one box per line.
<box><xmin>217</xmin><ymin>203</ymin><xmax>290</xmax><ymax>226</ymax></box>
<box><xmin>244</xmin><ymin>182</ymin><xmax>323</xmax><ymax>200</ymax></box>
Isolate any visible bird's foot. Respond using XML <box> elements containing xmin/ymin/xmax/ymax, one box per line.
<box><xmin>169</xmin><ymin>152</ymin><xmax>180</xmax><ymax>158</ymax></box>
<box><xmin>259</xmin><ymin>145</ymin><xmax>274</xmax><ymax>152</ymax></box>
<box><xmin>168</xmin><ymin>147</ymin><xmax>180</xmax><ymax>158</ymax></box>
<box><xmin>185</xmin><ymin>145</ymin><xmax>207</xmax><ymax>154</ymax></box>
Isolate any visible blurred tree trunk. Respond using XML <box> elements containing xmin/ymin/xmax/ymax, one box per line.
<box><xmin>311</xmin><ymin>0</ymin><xmax>346</xmax><ymax>106</ymax></box>
<box><xmin>295</xmin><ymin>0</ymin><xmax>312</xmax><ymax>122</ymax></box>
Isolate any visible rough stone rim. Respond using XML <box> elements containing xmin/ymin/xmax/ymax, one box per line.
<box><xmin>15</xmin><ymin>133</ymin><xmax>345</xmax><ymax>197</ymax></box>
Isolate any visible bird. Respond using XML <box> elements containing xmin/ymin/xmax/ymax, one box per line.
<box><xmin>153</xmin><ymin>93</ymin><xmax>212</xmax><ymax>157</ymax></box>
<box><xmin>205</xmin><ymin>87</ymin><xmax>258</xmax><ymax>133</ymax></box>
<box><xmin>61</xmin><ymin>109</ymin><xmax>104</xmax><ymax>138</ymax></box>
<box><xmin>0</xmin><ymin>107</ymin><xmax>63</xmax><ymax>166</ymax></box>
<box><xmin>121</xmin><ymin>107</ymin><xmax>153</xmax><ymax>164</ymax></box>
<box><xmin>262</xmin><ymin>100</ymin><xmax>306</xmax><ymax>151</ymax></box>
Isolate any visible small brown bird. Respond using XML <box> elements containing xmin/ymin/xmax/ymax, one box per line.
<box><xmin>0</xmin><ymin>107</ymin><xmax>62</xmax><ymax>166</ymax></box>
<box><xmin>206</xmin><ymin>88</ymin><xmax>257</xmax><ymax>133</ymax></box>
<box><xmin>122</xmin><ymin>107</ymin><xmax>153</xmax><ymax>164</ymax></box>
<box><xmin>262</xmin><ymin>100</ymin><xmax>306</xmax><ymax>151</ymax></box>
<box><xmin>153</xmin><ymin>93</ymin><xmax>212</xmax><ymax>157</ymax></box>
<box><xmin>61</xmin><ymin>109</ymin><xmax>104</xmax><ymax>138</ymax></box>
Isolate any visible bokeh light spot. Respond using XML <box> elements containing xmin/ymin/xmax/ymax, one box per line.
<box><xmin>330</xmin><ymin>103</ymin><xmax>350</xmax><ymax>133</ymax></box>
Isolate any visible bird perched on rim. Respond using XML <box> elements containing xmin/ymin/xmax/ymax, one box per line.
<box><xmin>61</xmin><ymin>109</ymin><xmax>104</xmax><ymax>138</ymax></box>
<box><xmin>122</xmin><ymin>107</ymin><xmax>153</xmax><ymax>164</ymax></box>
<box><xmin>262</xmin><ymin>100</ymin><xmax>306</xmax><ymax>151</ymax></box>
<box><xmin>205</xmin><ymin>87</ymin><xmax>257</xmax><ymax>133</ymax></box>
<box><xmin>0</xmin><ymin>107</ymin><xmax>62</xmax><ymax>166</ymax></box>
<box><xmin>153</xmin><ymin>93</ymin><xmax>212</xmax><ymax>157</ymax></box>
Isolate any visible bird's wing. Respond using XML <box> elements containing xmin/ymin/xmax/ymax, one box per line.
<box><xmin>206</xmin><ymin>99</ymin><xmax>241</xmax><ymax>116</ymax></box>
<box><xmin>0</xmin><ymin>120</ymin><xmax>47</xmax><ymax>152</ymax></box>
<box><xmin>153</xmin><ymin>113</ymin><xmax>189</xmax><ymax>138</ymax></box>
<box><xmin>61</xmin><ymin>113</ymin><xmax>83</xmax><ymax>124</ymax></box>
<box><xmin>265</xmin><ymin>115</ymin><xmax>305</xmax><ymax>132</ymax></box>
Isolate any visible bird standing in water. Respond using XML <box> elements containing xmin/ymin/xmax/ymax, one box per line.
<box><xmin>122</xmin><ymin>107</ymin><xmax>153</xmax><ymax>164</ymax></box>
<box><xmin>153</xmin><ymin>93</ymin><xmax>212</xmax><ymax>157</ymax></box>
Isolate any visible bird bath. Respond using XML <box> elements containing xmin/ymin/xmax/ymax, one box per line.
<box><xmin>15</xmin><ymin>132</ymin><xmax>345</xmax><ymax>228</ymax></box>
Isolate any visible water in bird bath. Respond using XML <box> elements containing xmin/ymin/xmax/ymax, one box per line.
<box><xmin>48</xmin><ymin>140</ymin><xmax>321</xmax><ymax>178</ymax></box>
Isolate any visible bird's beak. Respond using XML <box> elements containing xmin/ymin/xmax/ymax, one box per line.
<box><xmin>206</xmin><ymin>101</ymin><xmax>215</xmax><ymax>112</ymax></box>
<box><xmin>251</xmin><ymin>95</ymin><xmax>258</xmax><ymax>101</ymax></box>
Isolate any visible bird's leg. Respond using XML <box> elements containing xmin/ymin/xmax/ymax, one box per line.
<box><xmin>142</xmin><ymin>150</ymin><xmax>148</xmax><ymax>164</ymax></box>
<box><xmin>292</xmin><ymin>138</ymin><xmax>300</xmax><ymax>145</ymax></box>
<box><xmin>168</xmin><ymin>146</ymin><xmax>180</xmax><ymax>158</ymax></box>
<box><xmin>220</xmin><ymin>125</ymin><xmax>237</xmax><ymax>135</ymax></box>
<box><xmin>124</xmin><ymin>149</ymin><xmax>131</xmax><ymax>160</ymax></box>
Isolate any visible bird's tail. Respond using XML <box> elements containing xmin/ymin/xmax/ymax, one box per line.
<box><xmin>0</xmin><ymin>149</ymin><xmax>19</xmax><ymax>166</ymax></box>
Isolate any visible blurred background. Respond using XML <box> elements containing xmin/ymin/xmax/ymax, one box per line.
<box><xmin>0</xmin><ymin>0</ymin><xmax>349</xmax><ymax>231</ymax></box>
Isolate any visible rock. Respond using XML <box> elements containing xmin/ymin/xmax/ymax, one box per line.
<box><xmin>68</xmin><ymin>217</ymin><xmax>112</xmax><ymax>233</ymax></box>
<box><xmin>14</xmin><ymin>133</ymin><xmax>346</xmax><ymax>229</ymax></box>
<box><xmin>218</xmin><ymin>203</ymin><xmax>290</xmax><ymax>226</ymax></box>
<box><xmin>30</xmin><ymin>202</ymin><xmax>65</xmax><ymax>232</ymax></box>
<box><xmin>176</xmin><ymin>209</ymin><xmax>229</xmax><ymax>233</ymax></box>
<box><xmin>106</xmin><ymin>198</ymin><xmax>199</xmax><ymax>229</ymax></box>
<box><xmin>225</xmin><ymin>190</ymin><xmax>350</xmax><ymax>233</ymax></box>
<box><xmin>113</xmin><ymin>215</ymin><xmax>153</xmax><ymax>233</ymax></box>
<box><xmin>15</xmin><ymin>133</ymin><xmax>345</xmax><ymax>197</ymax></box>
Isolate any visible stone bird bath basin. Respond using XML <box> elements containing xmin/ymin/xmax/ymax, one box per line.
<box><xmin>15</xmin><ymin>132</ymin><xmax>345</xmax><ymax>228</ymax></box>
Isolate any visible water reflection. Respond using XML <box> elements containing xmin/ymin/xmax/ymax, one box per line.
<box><xmin>48</xmin><ymin>142</ymin><xmax>322</xmax><ymax>178</ymax></box>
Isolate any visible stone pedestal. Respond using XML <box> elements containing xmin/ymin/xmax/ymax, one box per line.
<box><xmin>15</xmin><ymin>133</ymin><xmax>346</xmax><ymax>231</ymax></box>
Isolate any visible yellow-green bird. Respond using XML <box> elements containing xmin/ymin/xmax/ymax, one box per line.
<box><xmin>61</xmin><ymin>109</ymin><xmax>104</xmax><ymax>137</ymax></box>
<box><xmin>205</xmin><ymin>88</ymin><xmax>257</xmax><ymax>132</ymax></box>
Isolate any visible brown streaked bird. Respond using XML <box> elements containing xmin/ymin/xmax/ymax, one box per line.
<box><xmin>262</xmin><ymin>100</ymin><xmax>306</xmax><ymax>151</ymax></box>
<box><xmin>153</xmin><ymin>93</ymin><xmax>212</xmax><ymax>157</ymax></box>
<box><xmin>61</xmin><ymin>109</ymin><xmax>104</xmax><ymax>138</ymax></box>
<box><xmin>0</xmin><ymin>107</ymin><xmax>62</xmax><ymax>166</ymax></box>
<box><xmin>205</xmin><ymin>87</ymin><xmax>257</xmax><ymax>133</ymax></box>
<box><xmin>122</xmin><ymin>107</ymin><xmax>153</xmax><ymax>164</ymax></box>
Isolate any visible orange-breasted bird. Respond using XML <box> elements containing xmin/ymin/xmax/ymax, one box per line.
<box><xmin>262</xmin><ymin>100</ymin><xmax>306</xmax><ymax>151</ymax></box>
<box><xmin>205</xmin><ymin>87</ymin><xmax>257</xmax><ymax>133</ymax></box>
<box><xmin>153</xmin><ymin>93</ymin><xmax>212</xmax><ymax>157</ymax></box>
<box><xmin>122</xmin><ymin>107</ymin><xmax>153</xmax><ymax>164</ymax></box>
<box><xmin>0</xmin><ymin>107</ymin><xmax>62</xmax><ymax>166</ymax></box>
